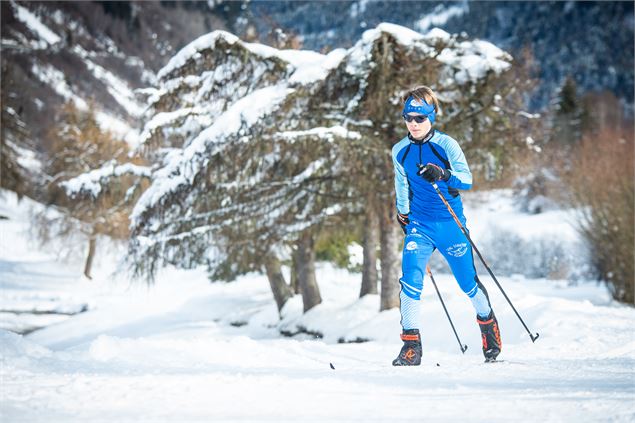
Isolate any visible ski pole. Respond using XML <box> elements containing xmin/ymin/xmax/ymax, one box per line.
<box><xmin>428</xmin><ymin>178</ymin><xmax>539</xmax><ymax>343</ymax></box>
<box><xmin>426</xmin><ymin>265</ymin><xmax>468</xmax><ymax>354</ymax></box>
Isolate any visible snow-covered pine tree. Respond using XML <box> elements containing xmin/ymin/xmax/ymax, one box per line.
<box><xmin>130</xmin><ymin>31</ymin><xmax>355</xmax><ymax>312</ymax></box>
<box><xmin>130</xmin><ymin>24</ymin><xmax>525</xmax><ymax>313</ymax></box>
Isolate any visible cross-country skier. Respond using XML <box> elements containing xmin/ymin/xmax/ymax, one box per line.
<box><xmin>391</xmin><ymin>86</ymin><xmax>502</xmax><ymax>365</ymax></box>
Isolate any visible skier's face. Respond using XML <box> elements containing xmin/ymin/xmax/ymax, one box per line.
<box><xmin>404</xmin><ymin>113</ymin><xmax>431</xmax><ymax>140</ymax></box>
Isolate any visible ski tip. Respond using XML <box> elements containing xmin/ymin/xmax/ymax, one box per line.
<box><xmin>329</xmin><ymin>362</ymin><xmax>335</xmax><ymax>370</ymax></box>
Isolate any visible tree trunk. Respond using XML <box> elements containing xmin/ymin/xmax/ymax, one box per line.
<box><xmin>379</xmin><ymin>201</ymin><xmax>401</xmax><ymax>311</ymax></box>
<box><xmin>83</xmin><ymin>235</ymin><xmax>96</xmax><ymax>280</ymax></box>
<box><xmin>296</xmin><ymin>231</ymin><xmax>322</xmax><ymax>312</ymax></box>
<box><xmin>290</xmin><ymin>248</ymin><xmax>301</xmax><ymax>295</ymax></box>
<box><xmin>264</xmin><ymin>253</ymin><xmax>293</xmax><ymax>316</ymax></box>
<box><xmin>360</xmin><ymin>204</ymin><xmax>379</xmax><ymax>297</ymax></box>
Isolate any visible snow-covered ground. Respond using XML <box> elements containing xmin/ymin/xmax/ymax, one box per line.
<box><xmin>1</xmin><ymin>191</ymin><xmax>634</xmax><ymax>422</ymax></box>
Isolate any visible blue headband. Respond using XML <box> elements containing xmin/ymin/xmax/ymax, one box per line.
<box><xmin>402</xmin><ymin>95</ymin><xmax>436</xmax><ymax>124</ymax></box>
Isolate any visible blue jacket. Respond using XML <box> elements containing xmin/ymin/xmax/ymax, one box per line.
<box><xmin>391</xmin><ymin>130</ymin><xmax>472</xmax><ymax>221</ymax></box>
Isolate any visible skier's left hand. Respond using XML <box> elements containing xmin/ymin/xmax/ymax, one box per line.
<box><xmin>418</xmin><ymin>163</ymin><xmax>450</xmax><ymax>183</ymax></box>
<box><xmin>397</xmin><ymin>212</ymin><xmax>409</xmax><ymax>234</ymax></box>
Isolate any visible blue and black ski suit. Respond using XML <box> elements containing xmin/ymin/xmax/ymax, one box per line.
<box><xmin>391</xmin><ymin>129</ymin><xmax>491</xmax><ymax>330</ymax></box>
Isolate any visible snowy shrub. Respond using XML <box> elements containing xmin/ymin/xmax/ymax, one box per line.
<box><xmin>566</xmin><ymin>124</ymin><xmax>634</xmax><ymax>304</ymax></box>
<box><xmin>426</xmin><ymin>225</ymin><xmax>592</xmax><ymax>282</ymax></box>
<box><xmin>476</xmin><ymin>227</ymin><xmax>592</xmax><ymax>281</ymax></box>
<box><xmin>512</xmin><ymin>169</ymin><xmax>560</xmax><ymax>214</ymax></box>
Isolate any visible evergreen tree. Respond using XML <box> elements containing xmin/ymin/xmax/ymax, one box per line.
<box><xmin>551</xmin><ymin>76</ymin><xmax>583</xmax><ymax>147</ymax></box>
<box><xmin>0</xmin><ymin>108</ymin><xmax>30</xmax><ymax>197</ymax></box>
<box><xmin>1</xmin><ymin>69</ymin><xmax>33</xmax><ymax>198</ymax></box>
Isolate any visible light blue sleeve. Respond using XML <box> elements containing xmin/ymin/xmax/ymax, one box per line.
<box><xmin>392</xmin><ymin>139</ymin><xmax>410</xmax><ymax>214</ymax></box>
<box><xmin>439</xmin><ymin>135</ymin><xmax>473</xmax><ymax>190</ymax></box>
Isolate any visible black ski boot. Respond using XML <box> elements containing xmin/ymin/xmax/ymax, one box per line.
<box><xmin>477</xmin><ymin>311</ymin><xmax>502</xmax><ymax>362</ymax></box>
<box><xmin>392</xmin><ymin>329</ymin><xmax>422</xmax><ymax>366</ymax></box>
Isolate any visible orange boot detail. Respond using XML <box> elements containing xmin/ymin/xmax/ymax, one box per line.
<box><xmin>477</xmin><ymin>311</ymin><xmax>502</xmax><ymax>362</ymax></box>
<box><xmin>392</xmin><ymin>329</ymin><xmax>422</xmax><ymax>366</ymax></box>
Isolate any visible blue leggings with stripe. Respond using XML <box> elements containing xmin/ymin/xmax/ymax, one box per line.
<box><xmin>399</xmin><ymin>217</ymin><xmax>491</xmax><ymax>330</ymax></box>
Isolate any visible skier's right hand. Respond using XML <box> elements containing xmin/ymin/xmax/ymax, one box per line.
<box><xmin>418</xmin><ymin>163</ymin><xmax>449</xmax><ymax>183</ymax></box>
<box><xmin>397</xmin><ymin>212</ymin><xmax>409</xmax><ymax>234</ymax></box>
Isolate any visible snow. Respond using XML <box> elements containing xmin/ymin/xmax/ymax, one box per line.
<box><xmin>28</xmin><ymin>52</ymin><xmax>141</xmax><ymax>148</ymax></box>
<box><xmin>291</xmin><ymin>158</ymin><xmax>326</xmax><ymax>184</ymax></box>
<box><xmin>465</xmin><ymin>189</ymin><xmax>579</xmax><ymax>242</ymax></box>
<box><xmin>61</xmin><ymin>162</ymin><xmax>151</xmax><ymax>197</ymax></box>
<box><xmin>93</xmin><ymin>111</ymin><xmax>140</xmax><ymax>148</ymax></box>
<box><xmin>372</xmin><ymin>22</ymin><xmax>426</xmax><ymax>46</ymax></box>
<box><xmin>349</xmin><ymin>0</ymin><xmax>369</xmax><ymax>19</ymax></box>
<box><xmin>12</xmin><ymin>1</ymin><xmax>61</xmax><ymax>47</ymax></box>
<box><xmin>138</xmin><ymin>108</ymin><xmax>194</xmax><ymax>145</ymax></box>
<box><xmin>274</xmin><ymin>126</ymin><xmax>362</xmax><ymax>143</ymax></box>
<box><xmin>29</xmin><ymin>62</ymin><xmax>138</xmax><ymax>145</ymax></box>
<box><xmin>415</xmin><ymin>3</ymin><xmax>469</xmax><ymax>33</ymax></box>
<box><xmin>284</xmin><ymin>48</ymin><xmax>346</xmax><ymax>84</ymax></box>
<box><xmin>157</xmin><ymin>30</ymin><xmax>239</xmax><ymax>80</ymax></box>
<box><xmin>6</xmin><ymin>139</ymin><xmax>42</xmax><ymax>173</ymax></box>
<box><xmin>458</xmin><ymin>189</ymin><xmax>591</xmax><ymax>280</ymax></box>
<box><xmin>73</xmin><ymin>45</ymin><xmax>145</xmax><ymax>117</ymax></box>
<box><xmin>30</xmin><ymin>63</ymin><xmax>88</xmax><ymax>110</ymax></box>
<box><xmin>423</xmin><ymin>27</ymin><xmax>453</xmax><ymax>41</ymax></box>
<box><xmin>437</xmin><ymin>39</ymin><xmax>511</xmax><ymax>84</ymax></box>
<box><xmin>346</xmin><ymin>23</ymin><xmax>427</xmax><ymax>74</ymax></box>
<box><xmin>1</xmin><ymin>189</ymin><xmax>634</xmax><ymax>421</ymax></box>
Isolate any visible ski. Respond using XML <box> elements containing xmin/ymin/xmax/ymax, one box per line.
<box><xmin>328</xmin><ymin>361</ymin><xmax>442</xmax><ymax>370</ymax></box>
<box><xmin>482</xmin><ymin>359</ymin><xmax>526</xmax><ymax>365</ymax></box>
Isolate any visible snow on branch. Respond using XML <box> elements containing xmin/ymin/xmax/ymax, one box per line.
<box><xmin>436</xmin><ymin>38</ymin><xmax>511</xmax><ymax>84</ymax></box>
<box><xmin>291</xmin><ymin>159</ymin><xmax>327</xmax><ymax>185</ymax></box>
<box><xmin>138</xmin><ymin>107</ymin><xmax>195</xmax><ymax>145</ymax></box>
<box><xmin>130</xmin><ymin>84</ymin><xmax>292</xmax><ymax>224</ymax></box>
<box><xmin>345</xmin><ymin>23</ymin><xmax>511</xmax><ymax>85</ymax></box>
<box><xmin>274</xmin><ymin>126</ymin><xmax>362</xmax><ymax>143</ymax></box>
<box><xmin>158</xmin><ymin>29</ymin><xmax>345</xmax><ymax>85</ymax></box>
<box><xmin>61</xmin><ymin>161</ymin><xmax>151</xmax><ymax>198</ymax></box>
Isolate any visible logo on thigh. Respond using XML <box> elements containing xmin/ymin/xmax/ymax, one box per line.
<box><xmin>446</xmin><ymin>243</ymin><xmax>468</xmax><ymax>257</ymax></box>
<box><xmin>406</xmin><ymin>241</ymin><xmax>417</xmax><ymax>251</ymax></box>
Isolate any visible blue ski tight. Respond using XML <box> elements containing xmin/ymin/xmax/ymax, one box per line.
<box><xmin>399</xmin><ymin>217</ymin><xmax>491</xmax><ymax>330</ymax></box>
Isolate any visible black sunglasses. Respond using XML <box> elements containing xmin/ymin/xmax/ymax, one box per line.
<box><xmin>402</xmin><ymin>114</ymin><xmax>428</xmax><ymax>123</ymax></box>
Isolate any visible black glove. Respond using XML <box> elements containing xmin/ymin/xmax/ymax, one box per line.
<box><xmin>418</xmin><ymin>163</ymin><xmax>450</xmax><ymax>183</ymax></box>
<box><xmin>397</xmin><ymin>212</ymin><xmax>409</xmax><ymax>234</ymax></box>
